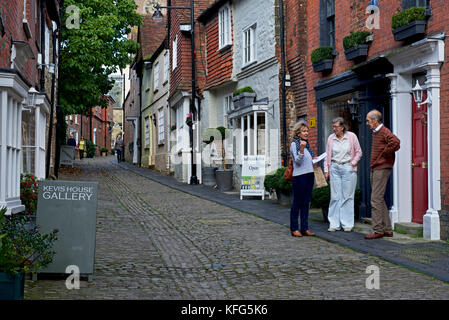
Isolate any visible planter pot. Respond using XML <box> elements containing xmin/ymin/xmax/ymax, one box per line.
<box><xmin>0</xmin><ymin>272</ymin><xmax>24</xmax><ymax>300</ymax></box>
<box><xmin>392</xmin><ymin>20</ymin><xmax>427</xmax><ymax>41</ymax></box>
<box><xmin>276</xmin><ymin>189</ymin><xmax>292</xmax><ymax>206</ymax></box>
<box><xmin>240</xmin><ymin>92</ymin><xmax>256</xmax><ymax>107</ymax></box>
<box><xmin>322</xmin><ymin>206</ymin><xmax>329</xmax><ymax>223</ymax></box>
<box><xmin>232</xmin><ymin>95</ymin><xmax>243</xmax><ymax>109</ymax></box>
<box><xmin>101</xmin><ymin>152</ymin><xmax>107</xmax><ymax>157</ymax></box>
<box><xmin>202</xmin><ymin>167</ymin><xmax>218</xmax><ymax>187</ymax></box>
<box><xmin>344</xmin><ymin>44</ymin><xmax>369</xmax><ymax>61</ymax></box>
<box><xmin>312</xmin><ymin>59</ymin><xmax>334</xmax><ymax>73</ymax></box>
<box><xmin>215</xmin><ymin>169</ymin><xmax>233</xmax><ymax>192</ymax></box>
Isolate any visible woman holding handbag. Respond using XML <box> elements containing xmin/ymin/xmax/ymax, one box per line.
<box><xmin>289</xmin><ymin>121</ymin><xmax>316</xmax><ymax>237</ymax></box>
<box><xmin>323</xmin><ymin>117</ymin><xmax>362</xmax><ymax>232</ymax></box>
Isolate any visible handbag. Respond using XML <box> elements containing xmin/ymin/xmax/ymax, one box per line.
<box><xmin>313</xmin><ymin>166</ymin><xmax>327</xmax><ymax>189</ymax></box>
<box><xmin>284</xmin><ymin>159</ymin><xmax>293</xmax><ymax>181</ymax></box>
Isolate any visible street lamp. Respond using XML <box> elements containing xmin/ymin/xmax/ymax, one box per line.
<box><xmin>153</xmin><ymin>1</ymin><xmax>199</xmax><ymax>185</ymax></box>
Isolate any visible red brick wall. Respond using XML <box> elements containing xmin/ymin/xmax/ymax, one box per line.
<box><xmin>169</xmin><ymin>0</ymin><xmax>216</xmax><ymax>97</ymax></box>
<box><xmin>201</xmin><ymin>12</ymin><xmax>233</xmax><ymax>91</ymax></box>
<box><xmin>1</xmin><ymin>0</ymin><xmax>41</xmax><ymax>88</ymax></box>
<box><xmin>304</xmin><ymin>0</ymin><xmax>449</xmax><ymax>210</ymax></box>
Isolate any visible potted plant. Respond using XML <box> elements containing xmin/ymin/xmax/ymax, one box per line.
<box><xmin>0</xmin><ymin>207</ymin><xmax>58</xmax><ymax>300</ymax></box>
<box><xmin>311</xmin><ymin>186</ymin><xmax>361</xmax><ymax>223</ymax></box>
<box><xmin>264</xmin><ymin>167</ymin><xmax>292</xmax><ymax>206</ymax></box>
<box><xmin>85</xmin><ymin>140</ymin><xmax>97</xmax><ymax>158</ymax></box>
<box><xmin>232</xmin><ymin>86</ymin><xmax>256</xmax><ymax>109</ymax></box>
<box><xmin>185</xmin><ymin>113</ymin><xmax>193</xmax><ymax>127</ymax></box>
<box><xmin>100</xmin><ymin>147</ymin><xmax>109</xmax><ymax>157</ymax></box>
<box><xmin>343</xmin><ymin>31</ymin><xmax>371</xmax><ymax>61</ymax></box>
<box><xmin>391</xmin><ymin>6</ymin><xmax>427</xmax><ymax>41</ymax></box>
<box><xmin>311</xmin><ymin>46</ymin><xmax>335</xmax><ymax>73</ymax></box>
<box><xmin>20</xmin><ymin>173</ymin><xmax>39</xmax><ymax>218</ymax></box>
<box><xmin>170</xmin><ymin>123</ymin><xmax>176</xmax><ymax>131</ymax></box>
<box><xmin>214</xmin><ymin>126</ymin><xmax>233</xmax><ymax>191</ymax></box>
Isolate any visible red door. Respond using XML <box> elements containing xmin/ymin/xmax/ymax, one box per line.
<box><xmin>412</xmin><ymin>92</ymin><xmax>428</xmax><ymax>224</ymax></box>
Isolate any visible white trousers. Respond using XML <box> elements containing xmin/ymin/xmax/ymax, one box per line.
<box><xmin>328</xmin><ymin>162</ymin><xmax>357</xmax><ymax>230</ymax></box>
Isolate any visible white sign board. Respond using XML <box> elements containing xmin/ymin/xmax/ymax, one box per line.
<box><xmin>240</xmin><ymin>155</ymin><xmax>265</xmax><ymax>200</ymax></box>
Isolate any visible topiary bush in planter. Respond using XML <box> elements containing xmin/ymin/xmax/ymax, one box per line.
<box><xmin>311</xmin><ymin>46</ymin><xmax>334</xmax><ymax>72</ymax></box>
<box><xmin>343</xmin><ymin>31</ymin><xmax>371</xmax><ymax>61</ymax></box>
<box><xmin>264</xmin><ymin>167</ymin><xmax>292</xmax><ymax>205</ymax></box>
<box><xmin>85</xmin><ymin>140</ymin><xmax>97</xmax><ymax>158</ymax></box>
<box><xmin>391</xmin><ymin>7</ymin><xmax>427</xmax><ymax>41</ymax></box>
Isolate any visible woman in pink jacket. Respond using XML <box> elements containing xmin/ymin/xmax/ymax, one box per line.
<box><xmin>324</xmin><ymin>117</ymin><xmax>362</xmax><ymax>232</ymax></box>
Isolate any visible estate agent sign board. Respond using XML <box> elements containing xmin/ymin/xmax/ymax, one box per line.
<box><xmin>36</xmin><ymin>180</ymin><xmax>98</xmax><ymax>279</ymax></box>
<box><xmin>240</xmin><ymin>155</ymin><xmax>265</xmax><ymax>200</ymax></box>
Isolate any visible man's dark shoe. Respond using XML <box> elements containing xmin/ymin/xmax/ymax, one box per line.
<box><xmin>365</xmin><ymin>232</ymin><xmax>384</xmax><ymax>239</ymax></box>
<box><xmin>384</xmin><ymin>231</ymin><xmax>393</xmax><ymax>237</ymax></box>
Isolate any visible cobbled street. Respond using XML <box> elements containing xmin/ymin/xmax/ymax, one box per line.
<box><xmin>25</xmin><ymin>157</ymin><xmax>449</xmax><ymax>299</ymax></box>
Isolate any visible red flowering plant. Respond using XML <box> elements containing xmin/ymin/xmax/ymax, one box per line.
<box><xmin>185</xmin><ymin>113</ymin><xmax>193</xmax><ymax>126</ymax></box>
<box><xmin>20</xmin><ymin>173</ymin><xmax>39</xmax><ymax>217</ymax></box>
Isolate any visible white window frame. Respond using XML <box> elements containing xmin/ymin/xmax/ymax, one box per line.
<box><xmin>243</xmin><ymin>24</ymin><xmax>257</xmax><ymax>66</ymax></box>
<box><xmin>223</xmin><ymin>95</ymin><xmax>232</xmax><ymax>128</ymax></box>
<box><xmin>172</xmin><ymin>36</ymin><xmax>178</xmax><ymax>71</ymax></box>
<box><xmin>154</xmin><ymin>62</ymin><xmax>160</xmax><ymax>91</ymax></box>
<box><xmin>164</xmin><ymin>51</ymin><xmax>169</xmax><ymax>83</ymax></box>
<box><xmin>158</xmin><ymin>108</ymin><xmax>165</xmax><ymax>144</ymax></box>
<box><xmin>218</xmin><ymin>4</ymin><xmax>232</xmax><ymax>49</ymax></box>
<box><xmin>145</xmin><ymin>116</ymin><xmax>150</xmax><ymax>147</ymax></box>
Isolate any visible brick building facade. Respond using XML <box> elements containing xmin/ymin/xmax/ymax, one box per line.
<box><xmin>1</xmin><ymin>0</ymin><xmax>60</xmax><ymax>214</ymax></box>
<box><xmin>301</xmin><ymin>0</ymin><xmax>449</xmax><ymax>239</ymax></box>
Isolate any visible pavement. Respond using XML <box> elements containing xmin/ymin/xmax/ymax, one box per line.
<box><xmin>23</xmin><ymin>156</ymin><xmax>449</xmax><ymax>300</ymax></box>
<box><xmin>116</xmin><ymin>159</ymin><xmax>449</xmax><ymax>284</ymax></box>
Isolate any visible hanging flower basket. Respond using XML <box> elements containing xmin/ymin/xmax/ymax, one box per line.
<box><xmin>185</xmin><ymin>113</ymin><xmax>193</xmax><ymax>126</ymax></box>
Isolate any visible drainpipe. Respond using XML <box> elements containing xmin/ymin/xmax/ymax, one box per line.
<box><xmin>279</xmin><ymin>0</ymin><xmax>287</xmax><ymax>167</ymax></box>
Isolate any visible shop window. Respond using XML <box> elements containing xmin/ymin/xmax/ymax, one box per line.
<box><xmin>320</xmin><ymin>0</ymin><xmax>335</xmax><ymax>48</ymax></box>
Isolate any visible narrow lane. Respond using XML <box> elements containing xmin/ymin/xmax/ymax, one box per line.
<box><xmin>25</xmin><ymin>157</ymin><xmax>449</xmax><ymax>299</ymax></box>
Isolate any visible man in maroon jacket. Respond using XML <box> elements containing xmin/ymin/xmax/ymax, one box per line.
<box><xmin>365</xmin><ymin>110</ymin><xmax>400</xmax><ymax>239</ymax></box>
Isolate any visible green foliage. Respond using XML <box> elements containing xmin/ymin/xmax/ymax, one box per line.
<box><xmin>391</xmin><ymin>6</ymin><xmax>426</xmax><ymax>30</ymax></box>
<box><xmin>20</xmin><ymin>174</ymin><xmax>39</xmax><ymax>217</ymax></box>
<box><xmin>311</xmin><ymin>186</ymin><xmax>362</xmax><ymax>209</ymax></box>
<box><xmin>100</xmin><ymin>147</ymin><xmax>109</xmax><ymax>153</ymax></box>
<box><xmin>59</xmin><ymin>0</ymin><xmax>142</xmax><ymax>115</ymax></box>
<box><xmin>311</xmin><ymin>46</ymin><xmax>334</xmax><ymax>63</ymax></box>
<box><xmin>0</xmin><ymin>207</ymin><xmax>58</xmax><ymax>275</ymax></box>
<box><xmin>232</xmin><ymin>86</ymin><xmax>254</xmax><ymax>97</ymax></box>
<box><xmin>264</xmin><ymin>167</ymin><xmax>292</xmax><ymax>194</ymax></box>
<box><xmin>343</xmin><ymin>31</ymin><xmax>371</xmax><ymax>50</ymax></box>
<box><xmin>85</xmin><ymin>140</ymin><xmax>97</xmax><ymax>158</ymax></box>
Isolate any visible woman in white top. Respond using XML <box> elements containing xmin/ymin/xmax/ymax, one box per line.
<box><xmin>324</xmin><ymin>117</ymin><xmax>362</xmax><ymax>232</ymax></box>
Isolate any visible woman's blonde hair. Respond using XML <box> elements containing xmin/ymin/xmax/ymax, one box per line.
<box><xmin>292</xmin><ymin>121</ymin><xmax>309</xmax><ymax>139</ymax></box>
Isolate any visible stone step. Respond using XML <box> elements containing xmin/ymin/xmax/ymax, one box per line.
<box><xmin>394</xmin><ymin>222</ymin><xmax>423</xmax><ymax>236</ymax></box>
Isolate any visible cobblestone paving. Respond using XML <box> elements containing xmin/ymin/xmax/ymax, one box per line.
<box><xmin>25</xmin><ymin>157</ymin><xmax>449</xmax><ymax>299</ymax></box>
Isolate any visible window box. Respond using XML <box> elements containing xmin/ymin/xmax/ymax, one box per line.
<box><xmin>344</xmin><ymin>44</ymin><xmax>369</xmax><ymax>61</ymax></box>
<box><xmin>392</xmin><ymin>20</ymin><xmax>427</xmax><ymax>41</ymax></box>
<box><xmin>391</xmin><ymin>7</ymin><xmax>427</xmax><ymax>41</ymax></box>
<box><xmin>312</xmin><ymin>59</ymin><xmax>334</xmax><ymax>73</ymax></box>
<box><xmin>311</xmin><ymin>46</ymin><xmax>335</xmax><ymax>73</ymax></box>
<box><xmin>232</xmin><ymin>87</ymin><xmax>256</xmax><ymax>109</ymax></box>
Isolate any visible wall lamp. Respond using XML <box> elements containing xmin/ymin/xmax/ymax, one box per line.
<box><xmin>23</xmin><ymin>87</ymin><xmax>39</xmax><ymax>111</ymax></box>
<box><xmin>348</xmin><ymin>96</ymin><xmax>361</xmax><ymax>121</ymax></box>
<box><xmin>412</xmin><ymin>80</ymin><xmax>432</xmax><ymax>108</ymax></box>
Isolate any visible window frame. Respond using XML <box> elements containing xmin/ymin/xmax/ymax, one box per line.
<box><xmin>145</xmin><ymin>116</ymin><xmax>150</xmax><ymax>147</ymax></box>
<box><xmin>153</xmin><ymin>62</ymin><xmax>160</xmax><ymax>91</ymax></box>
<box><xmin>164</xmin><ymin>51</ymin><xmax>169</xmax><ymax>84</ymax></box>
<box><xmin>158</xmin><ymin>108</ymin><xmax>165</xmax><ymax>144</ymax></box>
<box><xmin>402</xmin><ymin>0</ymin><xmax>427</xmax><ymax>9</ymax></box>
<box><xmin>172</xmin><ymin>35</ymin><xmax>178</xmax><ymax>71</ymax></box>
<box><xmin>242</xmin><ymin>24</ymin><xmax>257</xmax><ymax>67</ymax></box>
<box><xmin>218</xmin><ymin>4</ymin><xmax>232</xmax><ymax>50</ymax></box>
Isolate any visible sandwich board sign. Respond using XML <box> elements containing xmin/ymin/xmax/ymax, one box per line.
<box><xmin>60</xmin><ymin>145</ymin><xmax>75</xmax><ymax>167</ymax></box>
<box><xmin>36</xmin><ymin>180</ymin><xmax>98</xmax><ymax>281</ymax></box>
<box><xmin>240</xmin><ymin>155</ymin><xmax>265</xmax><ymax>200</ymax></box>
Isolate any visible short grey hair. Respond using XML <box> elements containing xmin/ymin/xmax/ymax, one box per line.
<box><xmin>332</xmin><ymin>117</ymin><xmax>346</xmax><ymax>132</ymax></box>
<box><xmin>368</xmin><ymin>109</ymin><xmax>383</xmax><ymax>123</ymax></box>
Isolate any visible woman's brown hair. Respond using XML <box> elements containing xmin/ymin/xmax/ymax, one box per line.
<box><xmin>292</xmin><ymin>121</ymin><xmax>309</xmax><ymax>139</ymax></box>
